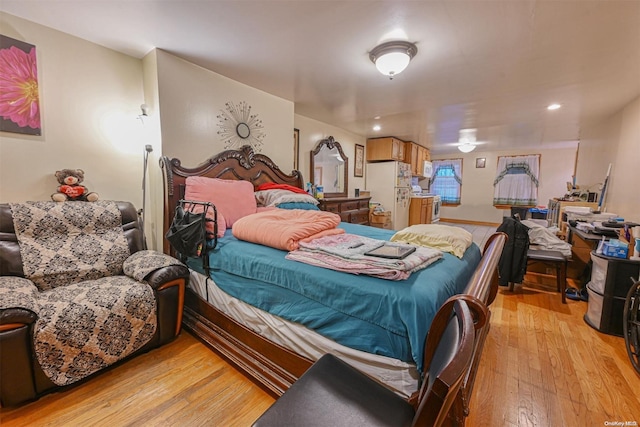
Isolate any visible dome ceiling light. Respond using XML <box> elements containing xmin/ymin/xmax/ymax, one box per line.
<box><xmin>369</xmin><ymin>41</ymin><xmax>418</xmax><ymax>80</ymax></box>
<box><xmin>457</xmin><ymin>128</ymin><xmax>477</xmax><ymax>153</ymax></box>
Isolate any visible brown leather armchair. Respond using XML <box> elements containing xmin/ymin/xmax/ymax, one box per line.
<box><xmin>0</xmin><ymin>201</ymin><xmax>190</xmax><ymax>407</ymax></box>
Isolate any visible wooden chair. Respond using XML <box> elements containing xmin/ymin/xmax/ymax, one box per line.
<box><xmin>252</xmin><ymin>295</ymin><xmax>486</xmax><ymax>427</ymax></box>
<box><xmin>509</xmin><ymin>248</ymin><xmax>568</xmax><ymax>303</ymax></box>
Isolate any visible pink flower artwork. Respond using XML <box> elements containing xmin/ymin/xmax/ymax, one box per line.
<box><xmin>0</xmin><ymin>35</ymin><xmax>41</xmax><ymax>135</ymax></box>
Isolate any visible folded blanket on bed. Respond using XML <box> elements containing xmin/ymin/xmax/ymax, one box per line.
<box><xmin>286</xmin><ymin>233</ymin><xmax>443</xmax><ymax>280</ymax></box>
<box><xmin>232</xmin><ymin>208</ymin><xmax>344</xmax><ymax>251</ymax></box>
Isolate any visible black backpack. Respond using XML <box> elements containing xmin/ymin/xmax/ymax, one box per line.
<box><xmin>165</xmin><ymin>200</ymin><xmax>217</xmax><ymax>262</ymax></box>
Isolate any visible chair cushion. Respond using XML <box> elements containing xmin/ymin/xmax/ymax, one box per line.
<box><xmin>527</xmin><ymin>249</ymin><xmax>566</xmax><ymax>262</ymax></box>
<box><xmin>253</xmin><ymin>354</ymin><xmax>414</xmax><ymax>427</ymax></box>
<box><xmin>33</xmin><ymin>276</ymin><xmax>157</xmax><ymax>386</ymax></box>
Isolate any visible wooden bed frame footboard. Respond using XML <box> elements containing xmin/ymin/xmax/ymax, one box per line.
<box><xmin>160</xmin><ymin>145</ymin><xmax>506</xmax><ymax>426</ymax></box>
<box><xmin>445</xmin><ymin>232</ymin><xmax>506</xmax><ymax>426</ymax></box>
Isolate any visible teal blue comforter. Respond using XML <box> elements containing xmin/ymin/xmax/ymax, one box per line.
<box><xmin>187</xmin><ymin>223</ymin><xmax>481</xmax><ymax>371</ymax></box>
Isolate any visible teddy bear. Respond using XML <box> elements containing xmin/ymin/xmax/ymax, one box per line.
<box><xmin>51</xmin><ymin>169</ymin><xmax>99</xmax><ymax>202</ymax></box>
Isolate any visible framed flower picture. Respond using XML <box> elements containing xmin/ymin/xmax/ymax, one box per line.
<box><xmin>0</xmin><ymin>35</ymin><xmax>41</xmax><ymax>136</ymax></box>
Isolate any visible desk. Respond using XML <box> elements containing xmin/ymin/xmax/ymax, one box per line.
<box><xmin>567</xmin><ymin>226</ymin><xmax>602</xmax><ymax>279</ymax></box>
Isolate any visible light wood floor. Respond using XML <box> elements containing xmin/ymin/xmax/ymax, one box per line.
<box><xmin>3</xmin><ymin>225</ymin><xmax>639</xmax><ymax>426</ymax></box>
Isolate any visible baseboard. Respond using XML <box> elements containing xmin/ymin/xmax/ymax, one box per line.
<box><xmin>440</xmin><ymin>218</ymin><xmax>501</xmax><ymax>227</ymax></box>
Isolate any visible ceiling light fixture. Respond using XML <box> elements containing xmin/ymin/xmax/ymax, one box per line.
<box><xmin>547</xmin><ymin>103</ymin><xmax>561</xmax><ymax>110</ymax></box>
<box><xmin>457</xmin><ymin>128</ymin><xmax>477</xmax><ymax>153</ymax></box>
<box><xmin>369</xmin><ymin>41</ymin><xmax>418</xmax><ymax>80</ymax></box>
<box><xmin>373</xmin><ymin>124</ymin><xmax>381</xmax><ymax>131</ymax></box>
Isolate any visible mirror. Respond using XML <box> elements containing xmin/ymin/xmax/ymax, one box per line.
<box><xmin>236</xmin><ymin>123</ymin><xmax>250</xmax><ymax>139</ymax></box>
<box><xmin>310</xmin><ymin>136</ymin><xmax>348</xmax><ymax>198</ymax></box>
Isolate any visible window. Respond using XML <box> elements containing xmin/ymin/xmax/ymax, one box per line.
<box><xmin>431</xmin><ymin>159</ymin><xmax>462</xmax><ymax>204</ymax></box>
<box><xmin>493</xmin><ymin>154</ymin><xmax>540</xmax><ymax>206</ymax></box>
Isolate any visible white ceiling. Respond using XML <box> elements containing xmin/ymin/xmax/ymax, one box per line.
<box><xmin>2</xmin><ymin>1</ymin><xmax>639</xmax><ymax>154</ymax></box>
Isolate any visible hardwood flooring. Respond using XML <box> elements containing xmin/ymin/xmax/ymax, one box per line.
<box><xmin>2</xmin><ymin>224</ymin><xmax>639</xmax><ymax>426</ymax></box>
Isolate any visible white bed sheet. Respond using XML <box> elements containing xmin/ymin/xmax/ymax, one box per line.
<box><xmin>188</xmin><ymin>270</ymin><xmax>419</xmax><ymax>398</ymax></box>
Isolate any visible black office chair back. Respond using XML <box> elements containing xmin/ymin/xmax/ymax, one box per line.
<box><xmin>412</xmin><ymin>296</ymin><xmax>482</xmax><ymax>427</ymax></box>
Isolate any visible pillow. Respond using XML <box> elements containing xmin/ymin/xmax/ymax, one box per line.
<box><xmin>185</xmin><ymin>176</ymin><xmax>257</xmax><ymax>229</ymax></box>
<box><xmin>255</xmin><ymin>189</ymin><xmax>319</xmax><ymax>207</ymax></box>
<box><xmin>256</xmin><ymin>182</ymin><xmax>308</xmax><ymax>194</ymax></box>
<box><xmin>276</xmin><ymin>202</ymin><xmax>320</xmax><ymax>211</ymax></box>
<box><xmin>390</xmin><ymin>224</ymin><xmax>473</xmax><ymax>258</ymax></box>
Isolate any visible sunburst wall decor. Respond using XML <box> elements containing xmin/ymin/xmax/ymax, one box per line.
<box><xmin>217</xmin><ymin>101</ymin><xmax>266</xmax><ymax>151</ymax></box>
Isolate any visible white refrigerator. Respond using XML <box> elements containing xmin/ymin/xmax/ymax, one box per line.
<box><xmin>366</xmin><ymin>161</ymin><xmax>412</xmax><ymax>230</ymax></box>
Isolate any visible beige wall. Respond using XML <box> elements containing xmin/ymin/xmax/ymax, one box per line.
<box><xmin>156</xmin><ymin>50</ymin><xmax>294</xmax><ymax>170</ymax></box>
<box><xmin>294</xmin><ymin>114</ymin><xmax>366</xmax><ymax>197</ymax></box>
<box><xmin>0</xmin><ymin>13</ymin><xmax>147</xmax><ymax>206</ymax></box>
<box><xmin>430</xmin><ymin>146</ymin><xmax>578</xmax><ymax>225</ymax></box>
<box><xmin>577</xmin><ymin>95</ymin><xmax>640</xmax><ymax>223</ymax></box>
<box><xmin>141</xmin><ymin>50</ymin><xmax>163</xmax><ymax>250</ymax></box>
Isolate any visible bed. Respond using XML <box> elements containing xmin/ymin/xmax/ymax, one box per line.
<box><xmin>161</xmin><ymin>145</ymin><xmax>505</xmax><ymax>425</ymax></box>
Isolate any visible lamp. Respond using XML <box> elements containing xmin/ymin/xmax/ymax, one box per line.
<box><xmin>458</xmin><ymin>143</ymin><xmax>476</xmax><ymax>153</ymax></box>
<box><xmin>141</xmin><ymin>144</ymin><xmax>153</xmax><ymax>249</ymax></box>
<box><xmin>457</xmin><ymin>128</ymin><xmax>477</xmax><ymax>153</ymax></box>
<box><xmin>137</xmin><ymin>102</ymin><xmax>153</xmax><ymax>248</ymax></box>
<box><xmin>369</xmin><ymin>41</ymin><xmax>418</xmax><ymax>79</ymax></box>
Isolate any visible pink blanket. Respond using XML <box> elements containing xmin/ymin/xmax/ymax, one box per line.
<box><xmin>232</xmin><ymin>209</ymin><xmax>344</xmax><ymax>251</ymax></box>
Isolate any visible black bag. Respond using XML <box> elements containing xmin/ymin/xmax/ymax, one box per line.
<box><xmin>165</xmin><ymin>200</ymin><xmax>217</xmax><ymax>260</ymax></box>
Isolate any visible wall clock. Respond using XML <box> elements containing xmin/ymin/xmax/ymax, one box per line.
<box><xmin>217</xmin><ymin>101</ymin><xmax>266</xmax><ymax>151</ymax></box>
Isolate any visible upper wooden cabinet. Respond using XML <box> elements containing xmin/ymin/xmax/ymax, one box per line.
<box><xmin>403</xmin><ymin>142</ymin><xmax>431</xmax><ymax>176</ymax></box>
<box><xmin>366</xmin><ymin>137</ymin><xmax>405</xmax><ymax>162</ymax></box>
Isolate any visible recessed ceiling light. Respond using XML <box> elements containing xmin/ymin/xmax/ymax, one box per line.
<box><xmin>374</xmin><ymin>116</ymin><xmax>381</xmax><ymax>120</ymax></box>
<box><xmin>547</xmin><ymin>103</ymin><xmax>561</xmax><ymax>110</ymax></box>
<box><xmin>373</xmin><ymin>124</ymin><xmax>381</xmax><ymax>131</ymax></box>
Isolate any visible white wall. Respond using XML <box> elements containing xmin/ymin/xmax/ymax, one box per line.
<box><xmin>430</xmin><ymin>146</ymin><xmax>578</xmax><ymax>225</ymax></box>
<box><xmin>0</xmin><ymin>13</ymin><xmax>147</xmax><ymax>206</ymax></box>
<box><xmin>577</xmin><ymin>95</ymin><xmax>640</xmax><ymax>223</ymax></box>
<box><xmin>155</xmin><ymin>50</ymin><xmax>294</xmax><ymax>170</ymax></box>
<box><xmin>294</xmin><ymin>114</ymin><xmax>366</xmax><ymax>197</ymax></box>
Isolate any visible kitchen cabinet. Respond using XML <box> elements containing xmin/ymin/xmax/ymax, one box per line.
<box><xmin>404</xmin><ymin>142</ymin><xmax>431</xmax><ymax>176</ymax></box>
<box><xmin>317</xmin><ymin>196</ymin><xmax>371</xmax><ymax>225</ymax></box>
<box><xmin>366</xmin><ymin>137</ymin><xmax>405</xmax><ymax>162</ymax></box>
<box><xmin>409</xmin><ymin>197</ymin><xmax>433</xmax><ymax>225</ymax></box>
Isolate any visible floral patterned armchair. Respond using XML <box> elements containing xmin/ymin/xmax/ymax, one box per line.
<box><xmin>0</xmin><ymin>201</ymin><xmax>189</xmax><ymax>406</ymax></box>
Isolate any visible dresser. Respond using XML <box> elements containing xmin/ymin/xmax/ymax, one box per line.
<box><xmin>318</xmin><ymin>196</ymin><xmax>371</xmax><ymax>226</ymax></box>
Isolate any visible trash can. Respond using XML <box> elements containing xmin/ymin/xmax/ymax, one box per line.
<box><xmin>529</xmin><ymin>208</ymin><xmax>548</xmax><ymax>220</ymax></box>
<box><xmin>510</xmin><ymin>207</ymin><xmax>529</xmax><ymax>219</ymax></box>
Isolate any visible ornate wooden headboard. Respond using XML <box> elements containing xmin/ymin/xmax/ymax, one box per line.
<box><xmin>160</xmin><ymin>145</ymin><xmax>304</xmax><ymax>254</ymax></box>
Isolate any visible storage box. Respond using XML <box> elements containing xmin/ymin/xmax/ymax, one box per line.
<box><xmin>602</xmin><ymin>239</ymin><xmax>629</xmax><ymax>259</ymax></box>
<box><xmin>370</xmin><ymin>211</ymin><xmax>391</xmax><ymax>224</ymax></box>
<box><xmin>359</xmin><ymin>190</ymin><xmax>371</xmax><ymax>198</ymax></box>
<box><xmin>370</xmin><ymin>220</ymin><xmax>392</xmax><ymax>229</ymax></box>
<box><xmin>584</xmin><ymin>284</ymin><xmax>627</xmax><ymax>337</ymax></box>
<box><xmin>529</xmin><ymin>208</ymin><xmax>548</xmax><ymax>219</ymax></box>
